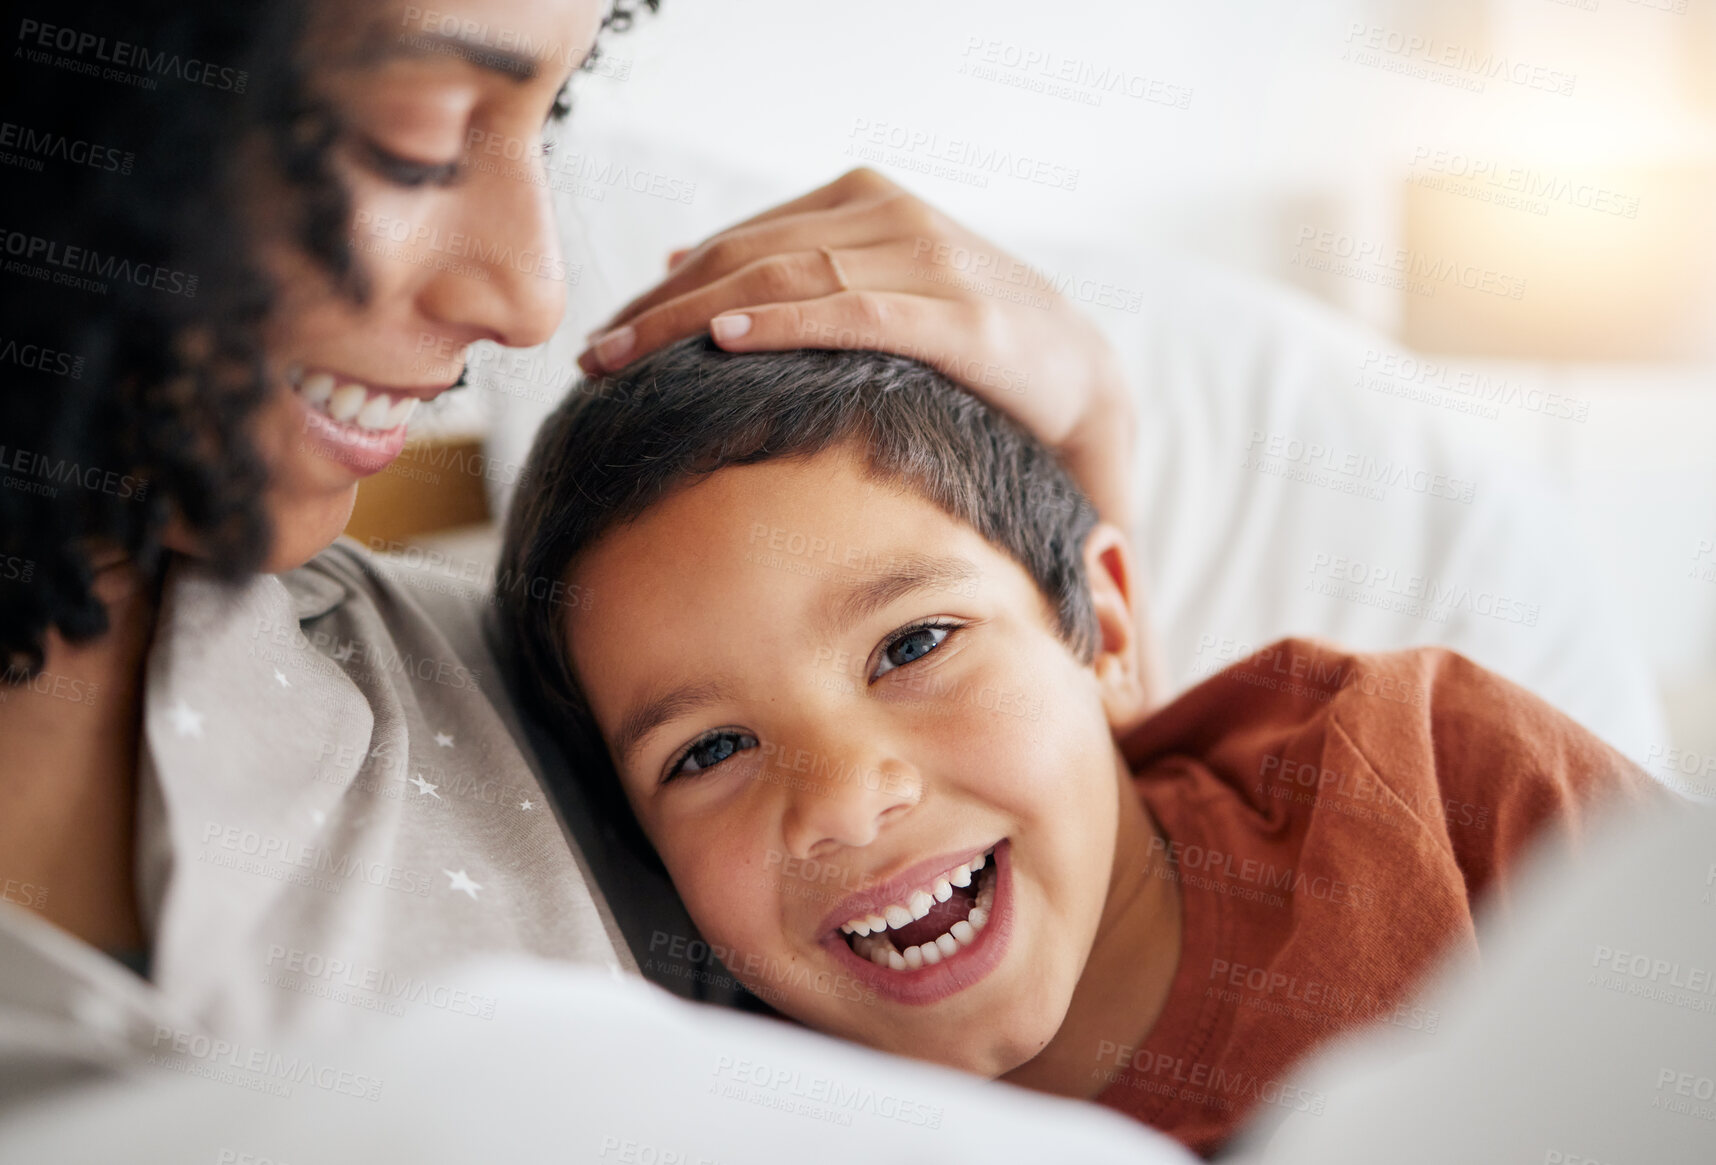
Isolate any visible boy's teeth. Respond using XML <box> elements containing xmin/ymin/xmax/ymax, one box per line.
<box><xmin>839</xmin><ymin>849</ymin><xmax>1000</xmax><ymax>970</ymax></box>
<box><xmin>328</xmin><ymin>383</ymin><xmax>367</xmax><ymax>422</ymax></box>
<box><xmin>838</xmin><ymin>848</ymin><xmax>998</xmax><ymax>937</ymax></box>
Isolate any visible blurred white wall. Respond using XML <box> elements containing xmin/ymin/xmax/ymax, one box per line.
<box><xmin>553</xmin><ymin>0</ymin><xmax>1716</xmax><ymax>356</ymax></box>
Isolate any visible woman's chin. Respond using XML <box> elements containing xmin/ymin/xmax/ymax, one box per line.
<box><xmin>259</xmin><ymin>485</ymin><xmax>360</xmax><ymax>572</ymax></box>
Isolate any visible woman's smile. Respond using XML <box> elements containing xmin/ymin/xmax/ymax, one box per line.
<box><xmin>284</xmin><ymin>363</ymin><xmax>457</xmax><ymax>476</ymax></box>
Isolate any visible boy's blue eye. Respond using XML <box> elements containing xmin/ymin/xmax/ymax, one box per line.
<box><xmin>659</xmin><ymin>621</ymin><xmax>961</xmax><ymax>785</ymax></box>
<box><xmin>872</xmin><ymin>621</ymin><xmax>958</xmax><ymax>680</ymax></box>
<box><xmin>666</xmin><ymin>730</ymin><xmax>758</xmax><ymax>783</ymax></box>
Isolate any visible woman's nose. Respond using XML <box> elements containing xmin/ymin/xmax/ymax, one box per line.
<box><xmin>414</xmin><ymin>158</ymin><xmax>566</xmax><ymax>350</ymax></box>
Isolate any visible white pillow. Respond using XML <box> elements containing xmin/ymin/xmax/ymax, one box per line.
<box><xmin>1042</xmin><ymin>240</ymin><xmax>1667</xmax><ymax>764</ymax></box>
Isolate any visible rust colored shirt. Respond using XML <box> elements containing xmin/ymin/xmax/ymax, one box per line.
<box><xmin>1094</xmin><ymin>639</ymin><xmax>1663</xmax><ymax>1157</ymax></box>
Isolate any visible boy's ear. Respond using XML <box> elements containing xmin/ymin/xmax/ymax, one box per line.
<box><xmin>1082</xmin><ymin>522</ymin><xmax>1166</xmax><ymax>736</ymax></box>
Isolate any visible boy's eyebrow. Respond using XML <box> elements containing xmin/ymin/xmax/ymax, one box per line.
<box><xmin>614</xmin><ymin>555</ymin><xmax>979</xmax><ymax>771</ymax></box>
<box><xmin>616</xmin><ymin>680</ymin><xmax>733</xmax><ymax>771</ymax></box>
<box><xmin>816</xmin><ymin>554</ymin><xmax>980</xmax><ymax>636</ymax></box>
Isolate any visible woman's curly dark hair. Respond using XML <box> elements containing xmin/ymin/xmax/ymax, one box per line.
<box><xmin>0</xmin><ymin>0</ymin><xmax>656</xmax><ymax>678</ymax></box>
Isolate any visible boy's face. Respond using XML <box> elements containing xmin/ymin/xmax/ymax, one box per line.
<box><xmin>565</xmin><ymin>441</ymin><xmax>1149</xmax><ymax>1076</ymax></box>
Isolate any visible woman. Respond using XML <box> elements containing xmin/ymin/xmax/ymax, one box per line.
<box><xmin>0</xmin><ymin>0</ymin><xmax>1137</xmax><ymax>1082</ymax></box>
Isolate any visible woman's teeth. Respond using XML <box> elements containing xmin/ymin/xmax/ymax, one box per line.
<box><xmin>840</xmin><ymin>849</ymin><xmax>997</xmax><ymax>972</ymax></box>
<box><xmin>294</xmin><ymin>369</ymin><xmax>419</xmax><ymax>432</ymax></box>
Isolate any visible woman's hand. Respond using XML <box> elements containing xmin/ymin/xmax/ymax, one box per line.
<box><xmin>577</xmin><ymin>168</ymin><xmax>1137</xmax><ymax>528</ymax></box>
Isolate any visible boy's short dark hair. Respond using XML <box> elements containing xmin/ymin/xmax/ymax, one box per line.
<box><xmin>498</xmin><ymin>336</ymin><xmax>1099</xmax><ymax>851</ymax></box>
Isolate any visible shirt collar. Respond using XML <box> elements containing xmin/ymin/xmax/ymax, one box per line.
<box><xmin>277</xmin><ymin>560</ymin><xmax>348</xmax><ymax>622</ymax></box>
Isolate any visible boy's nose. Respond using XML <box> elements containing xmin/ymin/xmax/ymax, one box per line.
<box><xmin>777</xmin><ymin>745</ymin><xmax>924</xmax><ymax>862</ymax></box>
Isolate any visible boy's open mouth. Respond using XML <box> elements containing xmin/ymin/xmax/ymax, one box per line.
<box><xmin>837</xmin><ymin>845</ymin><xmax>998</xmax><ymax>971</ymax></box>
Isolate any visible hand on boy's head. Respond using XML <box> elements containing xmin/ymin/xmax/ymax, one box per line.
<box><xmin>577</xmin><ymin>168</ymin><xmax>1137</xmax><ymax>526</ymax></box>
<box><xmin>559</xmin><ymin>440</ymin><xmax>1152</xmax><ymax>1077</ymax></box>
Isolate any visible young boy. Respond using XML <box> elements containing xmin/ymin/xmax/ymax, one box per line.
<box><xmin>498</xmin><ymin>337</ymin><xmax>1662</xmax><ymax>1156</ymax></box>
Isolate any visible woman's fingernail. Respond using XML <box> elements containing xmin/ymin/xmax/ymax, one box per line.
<box><xmin>710</xmin><ymin>314</ymin><xmax>752</xmax><ymax>343</ymax></box>
<box><xmin>593</xmin><ymin>325</ymin><xmax>635</xmax><ymax>368</ymax></box>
